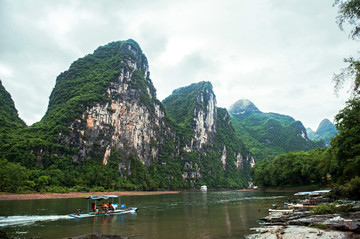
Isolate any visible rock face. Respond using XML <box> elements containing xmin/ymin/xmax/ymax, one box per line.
<box><xmin>163</xmin><ymin>82</ymin><xmax>217</xmax><ymax>151</ymax></box>
<box><xmin>163</xmin><ymin>83</ymin><xmax>253</xmax><ymax>185</ymax></box>
<box><xmin>192</xmin><ymin>87</ymin><xmax>217</xmax><ymax>150</ymax></box>
<box><xmin>53</xmin><ymin>40</ymin><xmax>173</xmax><ymax>171</ymax></box>
<box><xmin>247</xmin><ymin>225</ymin><xmax>355</xmax><ymax>239</ymax></box>
<box><xmin>247</xmin><ymin>210</ymin><xmax>360</xmax><ymax>239</ymax></box>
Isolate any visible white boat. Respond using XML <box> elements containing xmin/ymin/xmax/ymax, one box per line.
<box><xmin>200</xmin><ymin>185</ymin><xmax>207</xmax><ymax>192</ymax></box>
<box><xmin>69</xmin><ymin>195</ymin><xmax>137</xmax><ymax>218</ymax></box>
<box><xmin>269</xmin><ymin>209</ymin><xmax>294</xmax><ymax>214</ymax></box>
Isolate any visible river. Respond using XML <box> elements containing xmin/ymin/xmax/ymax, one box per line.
<box><xmin>0</xmin><ymin>191</ymin><xmax>292</xmax><ymax>238</ymax></box>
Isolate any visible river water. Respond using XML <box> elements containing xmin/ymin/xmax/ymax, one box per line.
<box><xmin>0</xmin><ymin>191</ymin><xmax>292</xmax><ymax>238</ymax></box>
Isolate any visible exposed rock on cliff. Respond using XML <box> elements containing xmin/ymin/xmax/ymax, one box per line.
<box><xmin>163</xmin><ymin>86</ymin><xmax>253</xmax><ymax>186</ymax></box>
<box><xmin>74</xmin><ymin>43</ymin><xmax>171</xmax><ymax>169</ymax></box>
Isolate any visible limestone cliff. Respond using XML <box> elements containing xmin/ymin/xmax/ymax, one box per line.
<box><xmin>20</xmin><ymin>40</ymin><xmax>252</xmax><ymax>189</ymax></box>
<box><xmin>44</xmin><ymin>40</ymin><xmax>173</xmax><ymax>172</ymax></box>
<box><xmin>163</xmin><ymin>83</ymin><xmax>253</xmax><ymax>186</ymax></box>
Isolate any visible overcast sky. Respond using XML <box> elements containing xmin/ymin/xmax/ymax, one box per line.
<box><xmin>0</xmin><ymin>0</ymin><xmax>358</xmax><ymax>130</ymax></box>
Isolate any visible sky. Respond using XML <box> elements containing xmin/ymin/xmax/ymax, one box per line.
<box><xmin>0</xmin><ymin>0</ymin><xmax>358</xmax><ymax>130</ymax></box>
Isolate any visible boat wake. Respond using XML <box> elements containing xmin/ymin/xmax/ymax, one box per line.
<box><xmin>0</xmin><ymin>215</ymin><xmax>70</xmax><ymax>227</ymax></box>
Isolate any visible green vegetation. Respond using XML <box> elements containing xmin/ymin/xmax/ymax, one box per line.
<box><xmin>252</xmin><ymin>97</ymin><xmax>360</xmax><ymax>199</ymax></box>
<box><xmin>251</xmin><ymin>149</ymin><xmax>324</xmax><ymax>187</ymax></box>
<box><xmin>310</xmin><ymin>202</ymin><xmax>357</xmax><ymax>215</ymax></box>
<box><xmin>0</xmin><ymin>80</ymin><xmax>26</xmax><ymax>146</ymax></box>
<box><xmin>307</xmin><ymin>119</ymin><xmax>338</xmax><ymax>146</ymax></box>
<box><xmin>308</xmin><ymin>223</ymin><xmax>328</xmax><ymax>229</ymax></box>
<box><xmin>333</xmin><ymin>0</ymin><xmax>360</xmax><ymax>96</ymax></box>
<box><xmin>229</xmin><ymin>100</ymin><xmax>323</xmax><ymax>162</ymax></box>
<box><xmin>0</xmin><ymin>40</ymin><xmax>164</xmax><ymax>193</ymax></box>
<box><xmin>43</xmin><ymin>39</ymin><xmax>147</xmax><ymax>131</ymax></box>
<box><xmin>163</xmin><ymin>83</ymin><xmax>251</xmax><ymax>189</ymax></box>
<box><xmin>0</xmin><ymin>43</ymin><xmax>251</xmax><ymax>193</ymax></box>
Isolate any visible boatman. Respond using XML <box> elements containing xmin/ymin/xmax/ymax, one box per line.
<box><xmin>101</xmin><ymin>203</ymin><xmax>108</xmax><ymax>213</ymax></box>
<box><xmin>92</xmin><ymin>203</ymin><xmax>97</xmax><ymax>212</ymax></box>
<box><xmin>108</xmin><ymin>202</ymin><xmax>114</xmax><ymax>211</ymax></box>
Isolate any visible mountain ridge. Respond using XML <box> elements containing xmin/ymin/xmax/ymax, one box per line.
<box><xmin>229</xmin><ymin>99</ymin><xmax>324</xmax><ymax>161</ymax></box>
<box><xmin>0</xmin><ymin>40</ymin><xmax>252</xmax><ymax>192</ymax></box>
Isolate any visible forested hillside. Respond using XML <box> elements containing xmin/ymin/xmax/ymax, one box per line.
<box><xmin>0</xmin><ymin>80</ymin><xmax>26</xmax><ymax>142</ymax></box>
<box><xmin>229</xmin><ymin>99</ymin><xmax>323</xmax><ymax>162</ymax></box>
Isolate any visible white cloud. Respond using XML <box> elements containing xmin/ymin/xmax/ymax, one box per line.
<box><xmin>0</xmin><ymin>0</ymin><xmax>357</xmax><ymax>130</ymax></box>
<box><xmin>0</xmin><ymin>64</ymin><xmax>13</xmax><ymax>78</ymax></box>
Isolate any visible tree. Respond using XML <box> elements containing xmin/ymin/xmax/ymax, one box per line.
<box><xmin>333</xmin><ymin>0</ymin><xmax>360</xmax><ymax>96</ymax></box>
<box><xmin>334</xmin><ymin>0</ymin><xmax>360</xmax><ymax>40</ymax></box>
<box><xmin>330</xmin><ymin>97</ymin><xmax>360</xmax><ymax>183</ymax></box>
<box><xmin>0</xmin><ymin>159</ymin><xmax>30</xmax><ymax>192</ymax></box>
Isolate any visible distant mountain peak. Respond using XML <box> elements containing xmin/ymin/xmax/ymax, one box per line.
<box><xmin>317</xmin><ymin>119</ymin><xmax>334</xmax><ymax>131</ymax></box>
<box><xmin>307</xmin><ymin>118</ymin><xmax>338</xmax><ymax>147</ymax></box>
<box><xmin>228</xmin><ymin>99</ymin><xmax>261</xmax><ymax>116</ymax></box>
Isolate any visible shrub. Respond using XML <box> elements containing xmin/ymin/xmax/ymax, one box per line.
<box><xmin>311</xmin><ymin>203</ymin><xmax>354</xmax><ymax>214</ymax></box>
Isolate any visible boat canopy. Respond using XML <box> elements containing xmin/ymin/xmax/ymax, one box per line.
<box><xmin>294</xmin><ymin>190</ymin><xmax>331</xmax><ymax>196</ymax></box>
<box><xmin>86</xmin><ymin>195</ymin><xmax>119</xmax><ymax>200</ymax></box>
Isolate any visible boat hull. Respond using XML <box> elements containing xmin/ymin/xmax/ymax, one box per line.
<box><xmin>69</xmin><ymin>207</ymin><xmax>137</xmax><ymax>218</ymax></box>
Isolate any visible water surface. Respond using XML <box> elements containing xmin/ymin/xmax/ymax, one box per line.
<box><xmin>0</xmin><ymin>191</ymin><xmax>291</xmax><ymax>238</ymax></box>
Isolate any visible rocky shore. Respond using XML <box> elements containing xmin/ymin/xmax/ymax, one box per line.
<box><xmin>247</xmin><ymin>209</ymin><xmax>360</xmax><ymax>238</ymax></box>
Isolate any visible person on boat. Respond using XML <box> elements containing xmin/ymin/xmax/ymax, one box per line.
<box><xmin>92</xmin><ymin>203</ymin><xmax>97</xmax><ymax>212</ymax></box>
<box><xmin>101</xmin><ymin>203</ymin><xmax>108</xmax><ymax>213</ymax></box>
<box><xmin>108</xmin><ymin>202</ymin><xmax>114</xmax><ymax>211</ymax></box>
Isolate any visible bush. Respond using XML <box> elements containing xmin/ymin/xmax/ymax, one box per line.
<box><xmin>308</xmin><ymin>223</ymin><xmax>328</xmax><ymax>229</ymax></box>
<box><xmin>91</xmin><ymin>186</ymin><xmax>105</xmax><ymax>192</ymax></box>
<box><xmin>311</xmin><ymin>203</ymin><xmax>354</xmax><ymax>214</ymax></box>
<box><xmin>71</xmin><ymin>185</ymin><xmax>90</xmax><ymax>192</ymax></box>
<box><xmin>334</xmin><ymin>177</ymin><xmax>360</xmax><ymax>200</ymax></box>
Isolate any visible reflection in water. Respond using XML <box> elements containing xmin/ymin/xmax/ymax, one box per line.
<box><xmin>224</xmin><ymin>205</ymin><xmax>231</xmax><ymax>237</ymax></box>
<box><xmin>0</xmin><ymin>191</ymin><xmax>290</xmax><ymax>239</ymax></box>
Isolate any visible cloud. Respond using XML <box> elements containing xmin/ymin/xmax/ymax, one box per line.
<box><xmin>0</xmin><ymin>0</ymin><xmax>357</xmax><ymax>130</ymax></box>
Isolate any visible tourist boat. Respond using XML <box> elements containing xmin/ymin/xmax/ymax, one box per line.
<box><xmin>69</xmin><ymin>195</ymin><xmax>137</xmax><ymax>218</ymax></box>
<box><xmin>200</xmin><ymin>185</ymin><xmax>207</xmax><ymax>192</ymax></box>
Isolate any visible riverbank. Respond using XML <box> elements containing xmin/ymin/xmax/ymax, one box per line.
<box><xmin>247</xmin><ymin>206</ymin><xmax>360</xmax><ymax>238</ymax></box>
<box><xmin>0</xmin><ymin>191</ymin><xmax>179</xmax><ymax>201</ymax></box>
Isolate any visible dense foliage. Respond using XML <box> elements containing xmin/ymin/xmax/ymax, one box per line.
<box><xmin>252</xmin><ymin>149</ymin><xmax>325</xmax><ymax>187</ymax></box>
<box><xmin>323</xmin><ymin>98</ymin><xmax>360</xmax><ymax>183</ymax></box>
<box><xmin>0</xmin><ymin>80</ymin><xmax>26</xmax><ymax>145</ymax></box>
<box><xmin>230</xmin><ymin>109</ymin><xmax>323</xmax><ymax>162</ymax></box>
<box><xmin>252</xmin><ymin>97</ymin><xmax>360</xmax><ymax>199</ymax></box>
